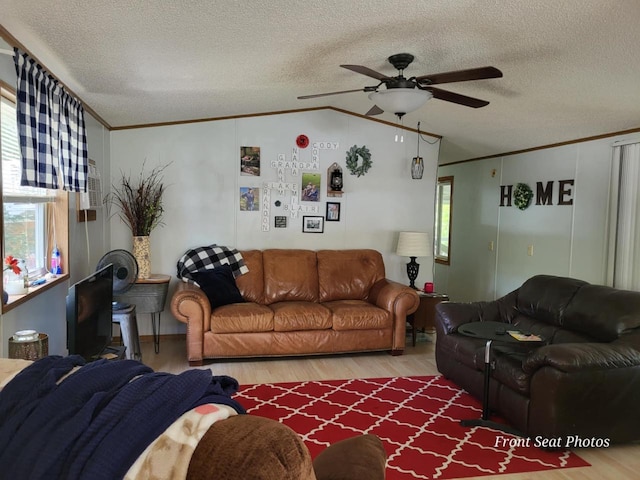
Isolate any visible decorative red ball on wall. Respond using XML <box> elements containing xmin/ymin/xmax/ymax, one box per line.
<box><xmin>296</xmin><ymin>134</ymin><xmax>309</xmax><ymax>148</ymax></box>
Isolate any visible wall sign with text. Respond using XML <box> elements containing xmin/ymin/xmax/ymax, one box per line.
<box><xmin>500</xmin><ymin>180</ymin><xmax>574</xmax><ymax>210</ymax></box>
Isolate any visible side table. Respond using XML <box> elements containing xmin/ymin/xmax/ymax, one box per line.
<box><xmin>114</xmin><ymin>274</ymin><xmax>170</xmax><ymax>354</ymax></box>
<box><xmin>407</xmin><ymin>292</ymin><xmax>449</xmax><ymax>346</ymax></box>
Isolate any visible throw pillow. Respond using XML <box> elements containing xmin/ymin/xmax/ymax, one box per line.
<box><xmin>187</xmin><ymin>415</ymin><xmax>316</xmax><ymax>480</ymax></box>
<box><xmin>191</xmin><ymin>265</ymin><xmax>245</xmax><ymax>310</ymax></box>
<box><xmin>312</xmin><ymin>434</ymin><xmax>387</xmax><ymax>480</ymax></box>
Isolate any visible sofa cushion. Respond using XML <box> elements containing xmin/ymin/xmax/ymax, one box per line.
<box><xmin>516</xmin><ymin>275</ymin><xmax>587</xmax><ymax>327</ymax></box>
<box><xmin>192</xmin><ymin>266</ymin><xmax>245</xmax><ymax>309</ymax></box>
<box><xmin>236</xmin><ymin>250</ymin><xmax>265</xmax><ymax>304</ymax></box>
<box><xmin>317</xmin><ymin>250</ymin><xmax>385</xmax><ymax>302</ymax></box>
<box><xmin>436</xmin><ymin>330</ymin><xmax>486</xmax><ymax>371</ymax></box>
<box><xmin>563</xmin><ymin>284</ymin><xmax>640</xmax><ymax>342</ymax></box>
<box><xmin>210</xmin><ymin>303</ymin><xmax>274</xmax><ymax>333</ymax></box>
<box><xmin>323</xmin><ymin>300</ymin><xmax>390</xmax><ymax>331</ymax></box>
<box><xmin>492</xmin><ymin>347</ymin><xmax>535</xmax><ymax>394</ymax></box>
<box><xmin>271</xmin><ymin>302</ymin><xmax>332</xmax><ymax>332</ymax></box>
<box><xmin>263</xmin><ymin>249</ymin><xmax>319</xmax><ymax>304</ymax></box>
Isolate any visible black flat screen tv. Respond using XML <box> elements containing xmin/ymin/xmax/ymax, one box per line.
<box><xmin>66</xmin><ymin>264</ymin><xmax>114</xmax><ymax>361</ymax></box>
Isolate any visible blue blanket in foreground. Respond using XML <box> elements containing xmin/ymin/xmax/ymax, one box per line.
<box><xmin>0</xmin><ymin>355</ymin><xmax>245</xmax><ymax>480</ymax></box>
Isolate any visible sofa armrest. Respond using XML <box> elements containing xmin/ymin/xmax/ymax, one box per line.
<box><xmin>170</xmin><ymin>282</ymin><xmax>211</xmax><ymax>365</ymax></box>
<box><xmin>369</xmin><ymin>279</ymin><xmax>419</xmax><ymax>315</ymax></box>
<box><xmin>369</xmin><ymin>279</ymin><xmax>419</xmax><ymax>353</ymax></box>
<box><xmin>523</xmin><ymin>343</ymin><xmax>640</xmax><ymax>373</ymax></box>
<box><xmin>435</xmin><ymin>289</ymin><xmax>519</xmax><ymax>335</ymax></box>
<box><xmin>435</xmin><ymin>301</ymin><xmax>500</xmax><ymax>334</ymax></box>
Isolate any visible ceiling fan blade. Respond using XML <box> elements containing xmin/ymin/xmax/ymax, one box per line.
<box><xmin>415</xmin><ymin>66</ymin><xmax>502</xmax><ymax>85</ymax></box>
<box><xmin>340</xmin><ymin>64</ymin><xmax>392</xmax><ymax>82</ymax></box>
<box><xmin>427</xmin><ymin>87</ymin><xmax>490</xmax><ymax>108</ymax></box>
<box><xmin>297</xmin><ymin>88</ymin><xmax>367</xmax><ymax>99</ymax></box>
<box><xmin>365</xmin><ymin>105</ymin><xmax>384</xmax><ymax>116</ymax></box>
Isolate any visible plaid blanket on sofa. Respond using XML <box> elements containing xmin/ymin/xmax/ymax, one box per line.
<box><xmin>177</xmin><ymin>244</ymin><xmax>249</xmax><ymax>283</ymax></box>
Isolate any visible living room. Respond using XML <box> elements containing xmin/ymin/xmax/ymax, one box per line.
<box><xmin>1</xmin><ymin>2</ymin><xmax>640</xmax><ymax>479</ymax></box>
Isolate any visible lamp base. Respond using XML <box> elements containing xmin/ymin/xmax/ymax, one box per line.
<box><xmin>406</xmin><ymin>257</ymin><xmax>420</xmax><ymax>289</ymax></box>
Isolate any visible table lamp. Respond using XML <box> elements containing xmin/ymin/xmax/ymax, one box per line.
<box><xmin>396</xmin><ymin>231</ymin><xmax>431</xmax><ymax>289</ymax></box>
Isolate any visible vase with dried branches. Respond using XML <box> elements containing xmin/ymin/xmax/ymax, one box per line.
<box><xmin>106</xmin><ymin>163</ymin><xmax>169</xmax><ymax>278</ymax></box>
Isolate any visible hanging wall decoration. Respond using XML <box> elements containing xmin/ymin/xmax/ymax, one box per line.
<box><xmin>513</xmin><ymin>183</ymin><xmax>534</xmax><ymax>210</ymax></box>
<box><xmin>301</xmin><ymin>172</ymin><xmax>321</xmax><ymax>201</ymax></box>
<box><xmin>345</xmin><ymin>145</ymin><xmax>372</xmax><ymax>177</ymax></box>
<box><xmin>240</xmin><ymin>146</ymin><xmax>261</xmax><ymax>176</ymax></box>
<box><xmin>296</xmin><ymin>134</ymin><xmax>310</xmax><ymax>148</ymax></box>
<box><xmin>327</xmin><ymin>162</ymin><xmax>343</xmax><ymax>197</ymax></box>
<box><xmin>240</xmin><ymin>187</ymin><xmax>260</xmax><ymax>211</ymax></box>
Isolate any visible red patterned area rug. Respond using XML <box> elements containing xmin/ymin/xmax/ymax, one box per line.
<box><xmin>235</xmin><ymin>375</ymin><xmax>589</xmax><ymax>479</ymax></box>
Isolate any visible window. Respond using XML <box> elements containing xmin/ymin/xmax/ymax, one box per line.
<box><xmin>435</xmin><ymin>176</ymin><xmax>453</xmax><ymax>265</ymax></box>
<box><xmin>1</xmin><ymin>83</ymin><xmax>70</xmax><ymax>313</ymax></box>
<box><xmin>1</xmin><ymin>93</ymin><xmax>54</xmax><ymax>277</ymax></box>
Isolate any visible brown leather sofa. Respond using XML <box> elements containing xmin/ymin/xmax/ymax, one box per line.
<box><xmin>171</xmin><ymin>249</ymin><xmax>419</xmax><ymax>366</ymax></box>
<box><xmin>435</xmin><ymin>274</ymin><xmax>640</xmax><ymax>443</ymax></box>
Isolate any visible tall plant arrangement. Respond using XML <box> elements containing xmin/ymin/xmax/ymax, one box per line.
<box><xmin>107</xmin><ymin>163</ymin><xmax>169</xmax><ymax>236</ymax></box>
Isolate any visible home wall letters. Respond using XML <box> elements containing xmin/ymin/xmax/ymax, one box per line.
<box><xmin>500</xmin><ymin>179</ymin><xmax>574</xmax><ymax>208</ymax></box>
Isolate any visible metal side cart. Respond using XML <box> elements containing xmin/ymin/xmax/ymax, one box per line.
<box><xmin>115</xmin><ymin>274</ymin><xmax>170</xmax><ymax>354</ymax></box>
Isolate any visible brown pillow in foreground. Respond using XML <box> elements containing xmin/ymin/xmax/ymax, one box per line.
<box><xmin>312</xmin><ymin>434</ymin><xmax>387</xmax><ymax>480</ymax></box>
<box><xmin>186</xmin><ymin>415</ymin><xmax>386</xmax><ymax>480</ymax></box>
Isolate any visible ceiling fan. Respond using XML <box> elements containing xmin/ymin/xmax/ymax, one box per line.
<box><xmin>298</xmin><ymin>53</ymin><xmax>502</xmax><ymax>117</ymax></box>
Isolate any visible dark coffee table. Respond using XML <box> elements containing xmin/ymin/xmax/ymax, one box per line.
<box><xmin>457</xmin><ymin>320</ymin><xmax>544</xmax><ymax>436</ymax></box>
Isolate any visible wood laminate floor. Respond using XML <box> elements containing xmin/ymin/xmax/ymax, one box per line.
<box><xmin>139</xmin><ymin>333</ymin><xmax>639</xmax><ymax>480</ymax></box>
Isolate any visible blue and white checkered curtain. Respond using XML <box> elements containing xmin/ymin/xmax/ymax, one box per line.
<box><xmin>14</xmin><ymin>48</ymin><xmax>88</xmax><ymax>192</ymax></box>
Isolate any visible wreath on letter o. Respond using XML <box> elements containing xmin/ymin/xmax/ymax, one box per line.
<box><xmin>345</xmin><ymin>145</ymin><xmax>372</xmax><ymax>177</ymax></box>
<box><xmin>513</xmin><ymin>183</ymin><xmax>534</xmax><ymax>210</ymax></box>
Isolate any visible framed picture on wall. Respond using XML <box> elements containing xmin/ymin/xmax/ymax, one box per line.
<box><xmin>274</xmin><ymin>216</ymin><xmax>287</xmax><ymax>228</ymax></box>
<box><xmin>301</xmin><ymin>172</ymin><xmax>321</xmax><ymax>202</ymax></box>
<box><xmin>239</xmin><ymin>187</ymin><xmax>259</xmax><ymax>211</ymax></box>
<box><xmin>326</xmin><ymin>202</ymin><xmax>340</xmax><ymax>221</ymax></box>
<box><xmin>302</xmin><ymin>216</ymin><xmax>324</xmax><ymax>233</ymax></box>
<box><xmin>240</xmin><ymin>146</ymin><xmax>261</xmax><ymax>176</ymax></box>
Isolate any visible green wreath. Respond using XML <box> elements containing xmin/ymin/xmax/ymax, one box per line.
<box><xmin>513</xmin><ymin>183</ymin><xmax>533</xmax><ymax>210</ymax></box>
<box><xmin>345</xmin><ymin>145</ymin><xmax>372</xmax><ymax>177</ymax></box>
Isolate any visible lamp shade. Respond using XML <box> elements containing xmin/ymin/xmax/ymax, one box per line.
<box><xmin>396</xmin><ymin>231</ymin><xmax>431</xmax><ymax>257</ymax></box>
<box><xmin>368</xmin><ymin>88</ymin><xmax>432</xmax><ymax>115</ymax></box>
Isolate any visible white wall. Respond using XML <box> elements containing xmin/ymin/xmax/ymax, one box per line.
<box><xmin>110</xmin><ymin>109</ymin><xmax>440</xmax><ymax>336</ymax></box>
<box><xmin>435</xmin><ymin>135</ymin><xmax>624</xmax><ymax>301</ymax></box>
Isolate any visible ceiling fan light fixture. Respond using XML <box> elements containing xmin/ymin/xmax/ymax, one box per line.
<box><xmin>368</xmin><ymin>88</ymin><xmax>432</xmax><ymax>115</ymax></box>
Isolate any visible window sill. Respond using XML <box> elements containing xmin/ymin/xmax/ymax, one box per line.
<box><xmin>2</xmin><ymin>273</ymin><xmax>69</xmax><ymax>314</ymax></box>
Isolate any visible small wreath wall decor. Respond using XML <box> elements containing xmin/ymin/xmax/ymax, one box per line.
<box><xmin>513</xmin><ymin>182</ymin><xmax>534</xmax><ymax>210</ymax></box>
<box><xmin>345</xmin><ymin>145</ymin><xmax>372</xmax><ymax>177</ymax></box>
<box><xmin>296</xmin><ymin>134</ymin><xmax>309</xmax><ymax>148</ymax></box>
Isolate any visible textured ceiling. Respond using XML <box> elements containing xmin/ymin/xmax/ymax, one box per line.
<box><xmin>1</xmin><ymin>0</ymin><xmax>640</xmax><ymax>164</ymax></box>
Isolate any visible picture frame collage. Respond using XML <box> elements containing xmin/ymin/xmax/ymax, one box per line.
<box><xmin>239</xmin><ymin>142</ymin><xmax>342</xmax><ymax>233</ymax></box>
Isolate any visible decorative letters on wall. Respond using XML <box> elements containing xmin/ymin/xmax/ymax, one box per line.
<box><xmin>260</xmin><ymin>141</ymin><xmax>338</xmax><ymax>231</ymax></box>
<box><xmin>500</xmin><ymin>179</ymin><xmax>574</xmax><ymax>209</ymax></box>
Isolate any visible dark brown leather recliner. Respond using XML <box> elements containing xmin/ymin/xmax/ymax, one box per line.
<box><xmin>435</xmin><ymin>275</ymin><xmax>640</xmax><ymax>444</ymax></box>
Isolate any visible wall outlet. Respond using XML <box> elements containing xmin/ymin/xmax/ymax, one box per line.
<box><xmin>488</xmin><ymin>241</ymin><xmax>495</xmax><ymax>251</ymax></box>
<box><xmin>527</xmin><ymin>245</ymin><xmax>534</xmax><ymax>256</ymax></box>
